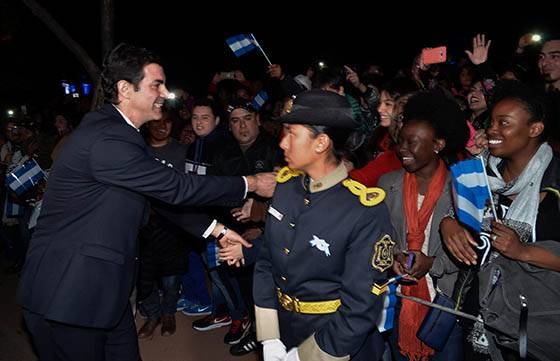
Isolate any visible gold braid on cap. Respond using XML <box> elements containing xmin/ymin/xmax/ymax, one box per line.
<box><xmin>342</xmin><ymin>179</ymin><xmax>385</xmax><ymax>206</ymax></box>
<box><xmin>276</xmin><ymin>166</ymin><xmax>304</xmax><ymax>183</ymax></box>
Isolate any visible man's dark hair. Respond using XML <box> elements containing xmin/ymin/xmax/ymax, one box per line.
<box><xmin>192</xmin><ymin>98</ymin><xmax>220</xmax><ymax>118</ymax></box>
<box><xmin>101</xmin><ymin>43</ymin><xmax>161</xmax><ymax>104</ymax></box>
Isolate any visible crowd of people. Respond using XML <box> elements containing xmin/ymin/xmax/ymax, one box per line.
<box><xmin>1</xmin><ymin>31</ymin><xmax>559</xmax><ymax>361</ymax></box>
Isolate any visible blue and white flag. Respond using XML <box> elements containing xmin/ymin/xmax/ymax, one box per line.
<box><xmin>251</xmin><ymin>90</ymin><xmax>269</xmax><ymax>110</ymax></box>
<box><xmin>6</xmin><ymin>159</ymin><xmax>46</xmax><ymax>196</ymax></box>
<box><xmin>376</xmin><ymin>283</ymin><xmax>398</xmax><ymax>332</ymax></box>
<box><xmin>226</xmin><ymin>34</ymin><xmax>257</xmax><ymax>57</ymax></box>
<box><xmin>4</xmin><ymin>198</ymin><xmax>24</xmax><ymax>218</ymax></box>
<box><xmin>450</xmin><ymin>158</ymin><xmax>492</xmax><ymax>232</ymax></box>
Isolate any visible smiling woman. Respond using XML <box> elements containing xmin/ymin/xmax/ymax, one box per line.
<box><xmin>379</xmin><ymin>89</ymin><xmax>469</xmax><ymax>361</ymax></box>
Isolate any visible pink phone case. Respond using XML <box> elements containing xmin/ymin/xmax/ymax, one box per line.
<box><xmin>422</xmin><ymin>46</ymin><xmax>447</xmax><ymax>65</ymax></box>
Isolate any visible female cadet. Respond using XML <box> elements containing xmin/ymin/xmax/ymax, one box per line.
<box><xmin>252</xmin><ymin>89</ymin><xmax>395</xmax><ymax>361</ymax></box>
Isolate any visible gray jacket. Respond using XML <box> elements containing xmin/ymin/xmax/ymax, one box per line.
<box><xmin>379</xmin><ymin>169</ymin><xmax>460</xmax><ymax>297</ymax></box>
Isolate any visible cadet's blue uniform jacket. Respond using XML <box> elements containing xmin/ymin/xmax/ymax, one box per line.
<box><xmin>254</xmin><ymin>164</ymin><xmax>394</xmax><ymax>361</ymax></box>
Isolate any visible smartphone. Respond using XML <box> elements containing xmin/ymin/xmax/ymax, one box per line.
<box><xmin>220</xmin><ymin>71</ymin><xmax>235</xmax><ymax>80</ymax></box>
<box><xmin>421</xmin><ymin>46</ymin><xmax>447</xmax><ymax>65</ymax></box>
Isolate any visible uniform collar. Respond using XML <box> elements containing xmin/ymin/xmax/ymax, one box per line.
<box><xmin>306</xmin><ymin>162</ymin><xmax>348</xmax><ymax>193</ymax></box>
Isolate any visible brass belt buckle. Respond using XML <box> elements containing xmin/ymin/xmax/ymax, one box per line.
<box><xmin>277</xmin><ymin>289</ymin><xmax>299</xmax><ymax>313</ymax></box>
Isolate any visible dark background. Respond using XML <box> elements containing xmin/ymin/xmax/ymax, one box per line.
<box><xmin>1</xmin><ymin>1</ymin><xmax>558</xmax><ymax>111</ymax></box>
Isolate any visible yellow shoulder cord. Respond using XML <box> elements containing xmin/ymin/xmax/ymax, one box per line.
<box><xmin>276</xmin><ymin>166</ymin><xmax>304</xmax><ymax>184</ymax></box>
<box><xmin>342</xmin><ymin>179</ymin><xmax>386</xmax><ymax>206</ymax></box>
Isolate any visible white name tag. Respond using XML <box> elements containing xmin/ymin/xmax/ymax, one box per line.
<box><xmin>268</xmin><ymin>206</ymin><xmax>284</xmax><ymax>221</ymax></box>
<box><xmin>185</xmin><ymin>162</ymin><xmax>207</xmax><ymax>175</ymax></box>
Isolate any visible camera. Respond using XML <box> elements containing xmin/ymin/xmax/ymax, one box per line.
<box><xmin>220</xmin><ymin>71</ymin><xmax>235</xmax><ymax>80</ymax></box>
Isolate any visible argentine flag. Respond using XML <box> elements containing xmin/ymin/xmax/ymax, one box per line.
<box><xmin>251</xmin><ymin>90</ymin><xmax>269</xmax><ymax>110</ymax></box>
<box><xmin>6</xmin><ymin>159</ymin><xmax>46</xmax><ymax>196</ymax></box>
<box><xmin>450</xmin><ymin>158</ymin><xmax>492</xmax><ymax>232</ymax></box>
<box><xmin>376</xmin><ymin>283</ymin><xmax>397</xmax><ymax>332</ymax></box>
<box><xmin>226</xmin><ymin>34</ymin><xmax>257</xmax><ymax>57</ymax></box>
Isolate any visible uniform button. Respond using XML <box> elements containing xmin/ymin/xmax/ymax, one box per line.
<box><xmin>283</xmin><ymin>248</ymin><xmax>290</xmax><ymax>255</ymax></box>
<box><xmin>134</xmin><ymin>256</ymin><xmax>139</xmax><ymax>261</ymax></box>
<box><xmin>281</xmin><ymin>276</ymin><xmax>287</xmax><ymax>282</ymax></box>
<box><xmin>289</xmin><ymin>222</ymin><xmax>296</xmax><ymax>229</ymax></box>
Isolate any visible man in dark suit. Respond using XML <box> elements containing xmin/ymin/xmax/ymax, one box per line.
<box><xmin>17</xmin><ymin>43</ymin><xmax>275</xmax><ymax>361</ymax></box>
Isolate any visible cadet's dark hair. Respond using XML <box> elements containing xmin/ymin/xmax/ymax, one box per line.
<box><xmin>305</xmin><ymin>125</ymin><xmax>358</xmax><ymax>162</ymax></box>
<box><xmin>101</xmin><ymin>43</ymin><xmax>161</xmax><ymax>104</ymax></box>
<box><xmin>402</xmin><ymin>89</ymin><xmax>469</xmax><ymax>164</ymax></box>
<box><xmin>193</xmin><ymin>98</ymin><xmax>220</xmax><ymax>118</ymax></box>
<box><xmin>489</xmin><ymin>80</ymin><xmax>549</xmax><ymax>142</ymax></box>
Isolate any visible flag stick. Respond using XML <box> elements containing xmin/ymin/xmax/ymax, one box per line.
<box><xmin>478</xmin><ymin>155</ymin><xmax>498</xmax><ymax>221</ymax></box>
<box><xmin>396</xmin><ymin>292</ymin><xmax>482</xmax><ymax>323</ymax></box>
<box><xmin>250</xmin><ymin>33</ymin><xmax>272</xmax><ymax>66</ymax></box>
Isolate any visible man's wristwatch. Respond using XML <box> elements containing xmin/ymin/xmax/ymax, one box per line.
<box><xmin>216</xmin><ymin>226</ymin><xmax>229</xmax><ymax>241</ymax></box>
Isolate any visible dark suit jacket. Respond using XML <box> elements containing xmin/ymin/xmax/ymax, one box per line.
<box><xmin>18</xmin><ymin>104</ymin><xmax>245</xmax><ymax>328</ymax></box>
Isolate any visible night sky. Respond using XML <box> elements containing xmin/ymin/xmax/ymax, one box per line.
<box><xmin>1</xmin><ymin>1</ymin><xmax>558</xmax><ymax>110</ymax></box>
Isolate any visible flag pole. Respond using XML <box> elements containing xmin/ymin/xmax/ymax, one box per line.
<box><xmin>478</xmin><ymin>155</ymin><xmax>498</xmax><ymax>221</ymax></box>
<box><xmin>250</xmin><ymin>33</ymin><xmax>272</xmax><ymax>66</ymax></box>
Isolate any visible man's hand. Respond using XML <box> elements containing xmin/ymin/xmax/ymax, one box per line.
<box><xmin>344</xmin><ymin>65</ymin><xmax>367</xmax><ymax>93</ymax></box>
<box><xmin>267</xmin><ymin>64</ymin><xmax>284</xmax><ymax>80</ymax></box>
<box><xmin>231</xmin><ymin>198</ymin><xmax>254</xmax><ymax>223</ymax></box>
<box><xmin>262</xmin><ymin>339</ymin><xmax>287</xmax><ymax>361</ymax></box>
<box><xmin>234</xmin><ymin>70</ymin><xmax>246</xmax><ymax>82</ymax></box>
<box><xmin>247</xmin><ymin>172</ymin><xmax>277</xmax><ymax>198</ymax></box>
<box><xmin>219</xmin><ymin>244</ymin><xmax>245</xmax><ymax>267</ymax></box>
<box><xmin>441</xmin><ymin>217</ymin><xmax>478</xmax><ymax>265</ymax></box>
<box><xmin>212</xmin><ymin>223</ymin><xmax>252</xmax><ymax>248</ymax></box>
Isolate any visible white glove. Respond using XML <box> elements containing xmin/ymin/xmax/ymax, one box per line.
<box><xmin>284</xmin><ymin>347</ymin><xmax>301</xmax><ymax>361</ymax></box>
<box><xmin>262</xmin><ymin>339</ymin><xmax>287</xmax><ymax>361</ymax></box>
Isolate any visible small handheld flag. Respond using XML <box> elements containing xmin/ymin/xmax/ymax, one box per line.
<box><xmin>450</xmin><ymin>157</ymin><xmax>496</xmax><ymax>232</ymax></box>
<box><xmin>226</xmin><ymin>34</ymin><xmax>257</xmax><ymax>57</ymax></box>
<box><xmin>251</xmin><ymin>91</ymin><xmax>269</xmax><ymax>110</ymax></box>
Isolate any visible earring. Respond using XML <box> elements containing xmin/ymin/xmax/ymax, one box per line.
<box><xmin>434</xmin><ymin>149</ymin><xmax>439</xmax><ymax>154</ymax></box>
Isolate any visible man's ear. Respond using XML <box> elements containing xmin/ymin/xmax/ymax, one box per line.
<box><xmin>117</xmin><ymin>80</ymin><xmax>131</xmax><ymax>101</ymax></box>
<box><xmin>529</xmin><ymin>121</ymin><xmax>544</xmax><ymax>139</ymax></box>
<box><xmin>256</xmin><ymin>114</ymin><xmax>261</xmax><ymax>126</ymax></box>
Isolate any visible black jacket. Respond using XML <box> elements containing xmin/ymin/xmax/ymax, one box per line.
<box><xmin>18</xmin><ymin>104</ymin><xmax>245</xmax><ymax>328</ymax></box>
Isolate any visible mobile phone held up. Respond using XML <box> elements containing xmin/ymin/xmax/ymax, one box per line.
<box><xmin>421</xmin><ymin>46</ymin><xmax>447</xmax><ymax>65</ymax></box>
<box><xmin>220</xmin><ymin>71</ymin><xmax>235</xmax><ymax>80</ymax></box>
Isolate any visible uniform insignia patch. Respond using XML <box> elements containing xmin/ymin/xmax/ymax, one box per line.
<box><xmin>372</xmin><ymin>235</ymin><xmax>395</xmax><ymax>272</ymax></box>
<box><xmin>309</xmin><ymin>235</ymin><xmax>331</xmax><ymax>257</ymax></box>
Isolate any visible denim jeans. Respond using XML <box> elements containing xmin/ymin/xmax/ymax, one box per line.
<box><xmin>142</xmin><ymin>275</ymin><xmax>180</xmax><ymax>319</ymax></box>
<box><xmin>200</xmin><ymin>252</ymin><xmax>245</xmax><ymax>320</ymax></box>
<box><xmin>181</xmin><ymin>251</ymin><xmax>211</xmax><ymax>306</ymax></box>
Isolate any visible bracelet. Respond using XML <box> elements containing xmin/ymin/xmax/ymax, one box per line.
<box><xmin>216</xmin><ymin>226</ymin><xmax>228</xmax><ymax>241</ymax></box>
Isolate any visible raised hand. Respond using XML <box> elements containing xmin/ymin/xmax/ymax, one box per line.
<box><xmin>465</xmin><ymin>33</ymin><xmax>492</xmax><ymax>65</ymax></box>
<box><xmin>267</xmin><ymin>64</ymin><xmax>284</xmax><ymax>80</ymax></box>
